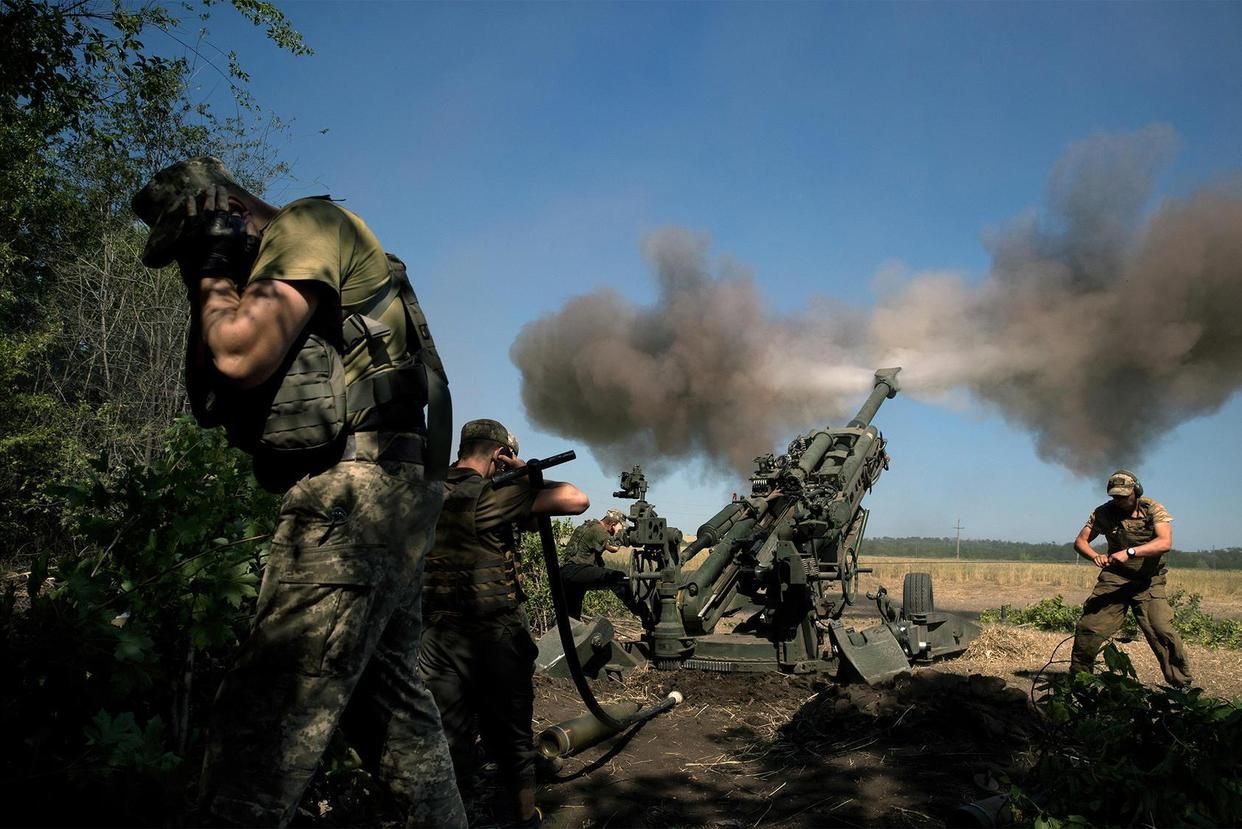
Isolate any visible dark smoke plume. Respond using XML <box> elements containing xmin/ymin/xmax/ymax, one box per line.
<box><xmin>510</xmin><ymin>228</ymin><xmax>870</xmax><ymax>475</ymax></box>
<box><xmin>514</xmin><ymin>125</ymin><xmax>1242</xmax><ymax>479</ymax></box>
<box><xmin>872</xmin><ymin>124</ymin><xmax>1242</xmax><ymax>475</ymax></box>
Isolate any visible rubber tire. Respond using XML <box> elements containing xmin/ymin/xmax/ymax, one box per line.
<box><xmin>902</xmin><ymin>572</ymin><xmax>934</xmax><ymax>615</ymax></box>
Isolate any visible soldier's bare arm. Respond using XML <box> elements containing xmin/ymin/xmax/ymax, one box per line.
<box><xmin>198</xmin><ymin>277</ymin><xmax>319</xmax><ymax>388</ymax></box>
<box><xmin>532</xmin><ymin>481</ymin><xmax>589</xmax><ymax>517</ymax></box>
<box><xmin>494</xmin><ymin>452</ymin><xmax>591</xmax><ymax>517</ymax></box>
<box><xmin>185</xmin><ymin>183</ymin><xmax>322</xmax><ymax>388</ymax></box>
<box><xmin>1074</xmin><ymin>524</ymin><xmax>1108</xmax><ymax>568</ymax></box>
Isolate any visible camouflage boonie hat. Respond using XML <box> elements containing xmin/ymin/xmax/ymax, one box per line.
<box><xmin>604</xmin><ymin>508</ymin><xmax>627</xmax><ymax>525</ymax></box>
<box><xmin>1106</xmin><ymin>470</ymin><xmax>1138</xmax><ymax>496</ymax></box>
<box><xmin>131</xmin><ymin>156</ymin><xmax>246</xmax><ymax>268</ymax></box>
<box><xmin>460</xmin><ymin>419</ymin><xmax>518</xmax><ymax>454</ymax></box>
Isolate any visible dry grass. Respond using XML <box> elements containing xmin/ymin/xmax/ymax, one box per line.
<box><xmin>866</xmin><ymin>557</ymin><xmax>1242</xmax><ymax>600</ymax></box>
<box><xmin>942</xmin><ymin>623</ymin><xmax>1242</xmax><ymax>700</ymax></box>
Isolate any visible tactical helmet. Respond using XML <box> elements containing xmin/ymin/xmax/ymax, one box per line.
<box><xmin>132</xmin><ymin>156</ymin><xmax>250</xmax><ymax>268</ymax></box>
<box><xmin>1106</xmin><ymin>469</ymin><xmax>1143</xmax><ymax>498</ymax></box>
<box><xmin>459</xmin><ymin>418</ymin><xmax>518</xmax><ymax>454</ymax></box>
<box><xmin>604</xmin><ymin>508</ymin><xmax>627</xmax><ymax>525</ymax></box>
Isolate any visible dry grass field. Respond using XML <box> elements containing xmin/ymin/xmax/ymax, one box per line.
<box><xmin>859</xmin><ymin>556</ymin><xmax>1242</xmax><ymax>620</ymax></box>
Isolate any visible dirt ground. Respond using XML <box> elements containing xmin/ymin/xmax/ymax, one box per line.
<box><xmin>293</xmin><ymin>566</ymin><xmax>1242</xmax><ymax>829</ymax></box>
<box><xmin>528</xmin><ymin>666</ymin><xmax>1033</xmax><ymax>829</ymax></box>
<box><xmin>517</xmin><ymin>623</ymin><xmax>1241</xmax><ymax>829</ymax></box>
<box><xmin>497</xmin><ymin>563</ymin><xmax>1242</xmax><ymax>829</ymax></box>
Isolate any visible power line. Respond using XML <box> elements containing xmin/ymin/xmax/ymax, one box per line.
<box><xmin>954</xmin><ymin>518</ymin><xmax>965</xmax><ymax>560</ymax></box>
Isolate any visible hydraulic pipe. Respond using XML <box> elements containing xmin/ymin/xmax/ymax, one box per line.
<box><xmin>681</xmin><ymin>502</ymin><xmax>745</xmax><ymax>561</ymax></box>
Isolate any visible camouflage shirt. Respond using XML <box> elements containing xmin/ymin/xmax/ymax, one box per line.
<box><xmin>562</xmin><ymin>519</ymin><xmax>611</xmax><ymax>567</ymax></box>
<box><xmin>1085</xmin><ymin>496</ymin><xmax>1173</xmax><ymax>580</ymax></box>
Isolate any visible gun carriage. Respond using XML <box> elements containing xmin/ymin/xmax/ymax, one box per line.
<box><xmin>539</xmin><ymin>368</ymin><xmax>980</xmax><ymax>685</ymax></box>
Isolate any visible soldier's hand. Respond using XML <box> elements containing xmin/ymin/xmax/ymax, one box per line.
<box><xmin>496</xmin><ymin>453</ymin><xmax>526</xmax><ymax>471</ymax></box>
<box><xmin>1093</xmin><ymin>553</ymin><xmax>1110</xmax><ymax>568</ymax></box>
<box><xmin>176</xmin><ymin>185</ymin><xmax>259</xmax><ymax>286</ymax></box>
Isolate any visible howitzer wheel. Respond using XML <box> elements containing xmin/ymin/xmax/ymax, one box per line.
<box><xmin>902</xmin><ymin>572</ymin><xmax>934</xmax><ymax>615</ymax></box>
<box><xmin>840</xmin><ymin>544</ymin><xmax>860</xmax><ymax>606</ymax></box>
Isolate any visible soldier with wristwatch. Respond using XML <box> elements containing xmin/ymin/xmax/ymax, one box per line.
<box><xmin>1069</xmin><ymin>469</ymin><xmax>1193</xmax><ymax>687</ymax></box>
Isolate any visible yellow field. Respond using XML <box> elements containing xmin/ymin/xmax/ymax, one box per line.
<box><xmin>852</xmin><ymin>556</ymin><xmax>1242</xmax><ymax>623</ymax></box>
<box><xmin>624</xmin><ymin>549</ymin><xmax>1242</xmax><ymax>619</ymax></box>
<box><xmin>863</xmin><ymin>557</ymin><xmax>1242</xmax><ymax>597</ymax></box>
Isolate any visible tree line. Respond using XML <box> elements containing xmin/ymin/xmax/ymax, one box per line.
<box><xmin>865</xmin><ymin>536</ymin><xmax>1242</xmax><ymax>569</ymax></box>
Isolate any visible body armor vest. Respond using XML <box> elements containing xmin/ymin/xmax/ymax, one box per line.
<box><xmin>187</xmin><ymin>253</ymin><xmax>451</xmax><ymax>492</ymax></box>
<box><xmin>1101</xmin><ymin>497</ymin><xmax>1167</xmax><ymax>580</ymax></box>
<box><xmin>423</xmin><ymin>472</ymin><xmax>521</xmax><ymax>617</ymax></box>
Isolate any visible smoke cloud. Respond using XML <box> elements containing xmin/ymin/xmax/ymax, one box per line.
<box><xmin>872</xmin><ymin>124</ymin><xmax>1242</xmax><ymax>474</ymax></box>
<box><xmin>512</xmin><ymin>125</ymin><xmax>1242</xmax><ymax>478</ymax></box>
<box><xmin>510</xmin><ymin>229</ymin><xmax>871</xmax><ymax>475</ymax></box>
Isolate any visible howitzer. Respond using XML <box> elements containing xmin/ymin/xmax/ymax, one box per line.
<box><xmin>535</xmin><ymin>367</ymin><xmax>981</xmax><ymax>690</ymax></box>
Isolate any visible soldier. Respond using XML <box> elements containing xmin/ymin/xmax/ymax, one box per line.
<box><xmin>1069</xmin><ymin>470</ymin><xmax>1193</xmax><ymax>687</ymax></box>
<box><xmin>419</xmin><ymin>419</ymin><xmax>589</xmax><ymax>828</ymax></box>
<box><xmin>559</xmin><ymin>509</ymin><xmax>640</xmax><ymax>620</ymax></box>
<box><xmin>133</xmin><ymin>158</ymin><xmax>465</xmax><ymax>826</ymax></box>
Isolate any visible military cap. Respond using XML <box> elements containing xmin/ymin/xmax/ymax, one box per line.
<box><xmin>131</xmin><ymin>156</ymin><xmax>249</xmax><ymax>268</ymax></box>
<box><xmin>604</xmin><ymin>508</ymin><xmax>627</xmax><ymax>525</ymax></box>
<box><xmin>1106</xmin><ymin>470</ymin><xmax>1139</xmax><ymax>497</ymax></box>
<box><xmin>460</xmin><ymin>419</ymin><xmax>519</xmax><ymax>454</ymax></box>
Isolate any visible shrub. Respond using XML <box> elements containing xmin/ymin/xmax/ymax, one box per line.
<box><xmin>0</xmin><ymin>418</ymin><xmax>277</xmax><ymax>824</ymax></box>
<box><xmin>981</xmin><ymin>591</ymin><xmax>1242</xmax><ymax>650</ymax></box>
<box><xmin>1013</xmin><ymin>645</ymin><xmax>1242</xmax><ymax>828</ymax></box>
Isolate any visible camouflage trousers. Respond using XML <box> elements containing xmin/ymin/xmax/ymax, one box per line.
<box><xmin>201</xmin><ymin>459</ymin><xmax>466</xmax><ymax>828</ymax></box>
<box><xmin>1070</xmin><ymin>572</ymin><xmax>1193</xmax><ymax>687</ymax></box>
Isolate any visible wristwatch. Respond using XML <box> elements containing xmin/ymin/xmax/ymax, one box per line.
<box><xmin>1126</xmin><ymin>547</ymin><xmax>1136</xmax><ymax>558</ymax></box>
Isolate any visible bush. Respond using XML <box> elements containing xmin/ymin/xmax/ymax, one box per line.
<box><xmin>1013</xmin><ymin>645</ymin><xmax>1242</xmax><ymax>828</ymax></box>
<box><xmin>0</xmin><ymin>418</ymin><xmax>277</xmax><ymax>824</ymax></box>
<box><xmin>981</xmin><ymin>591</ymin><xmax>1242</xmax><ymax>650</ymax></box>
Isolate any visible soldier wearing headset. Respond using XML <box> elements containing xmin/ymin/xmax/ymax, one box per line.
<box><xmin>1069</xmin><ymin>470</ymin><xmax>1193</xmax><ymax>687</ymax></box>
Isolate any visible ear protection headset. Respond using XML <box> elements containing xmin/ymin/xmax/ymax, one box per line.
<box><xmin>1110</xmin><ymin>469</ymin><xmax>1143</xmax><ymax>498</ymax></box>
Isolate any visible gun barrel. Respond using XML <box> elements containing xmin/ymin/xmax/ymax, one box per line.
<box><xmin>847</xmin><ymin>367</ymin><xmax>901</xmax><ymax>429</ymax></box>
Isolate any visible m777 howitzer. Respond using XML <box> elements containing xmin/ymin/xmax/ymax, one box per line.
<box><xmin>537</xmin><ymin>367</ymin><xmax>981</xmax><ymax>690</ymax></box>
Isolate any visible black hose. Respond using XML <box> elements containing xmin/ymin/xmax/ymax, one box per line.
<box><xmin>536</xmin><ymin>512</ymin><xmax>676</xmax><ymax>730</ymax></box>
<box><xmin>495</xmin><ymin>451</ymin><xmax>680</xmax><ymax>733</ymax></box>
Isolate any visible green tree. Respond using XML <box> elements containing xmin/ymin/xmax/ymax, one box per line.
<box><xmin>0</xmin><ymin>0</ymin><xmax>308</xmax><ymax>564</ymax></box>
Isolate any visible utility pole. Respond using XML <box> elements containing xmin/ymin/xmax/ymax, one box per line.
<box><xmin>954</xmin><ymin>518</ymin><xmax>964</xmax><ymax>561</ymax></box>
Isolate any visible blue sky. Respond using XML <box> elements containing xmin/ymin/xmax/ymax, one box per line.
<box><xmin>193</xmin><ymin>2</ymin><xmax>1242</xmax><ymax>551</ymax></box>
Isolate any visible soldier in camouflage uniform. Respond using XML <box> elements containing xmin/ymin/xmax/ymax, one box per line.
<box><xmin>133</xmin><ymin>158</ymin><xmax>466</xmax><ymax>827</ymax></box>
<box><xmin>1069</xmin><ymin>470</ymin><xmax>1193</xmax><ymax>687</ymax></box>
<box><xmin>559</xmin><ymin>509</ymin><xmax>642</xmax><ymax>620</ymax></box>
<box><xmin>419</xmin><ymin>419</ymin><xmax>589</xmax><ymax>828</ymax></box>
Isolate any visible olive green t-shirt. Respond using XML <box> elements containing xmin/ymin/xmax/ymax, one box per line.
<box><xmin>562</xmin><ymin>519</ymin><xmax>611</xmax><ymax>567</ymax></box>
<box><xmin>1085</xmin><ymin>496</ymin><xmax>1173</xmax><ymax>580</ymax></box>
<box><xmin>249</xmin><ymin>197</ymin><xmax>417</xmax><ymax>432</ymax></box>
